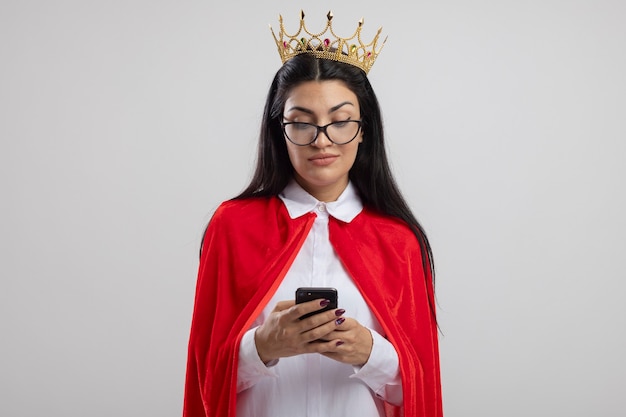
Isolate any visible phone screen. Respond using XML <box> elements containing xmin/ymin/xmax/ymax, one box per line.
<box><xmin>295</xmin><ymin>287</ymin><xmax>338</xmax><ymax>320</ymax></box>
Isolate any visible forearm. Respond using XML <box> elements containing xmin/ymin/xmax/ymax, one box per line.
<box><xmin>236</xmin><ymin>327</ymin><xmax>278</xmax><ymax>392</ymax></box>
<box><xmin>351</xmin><ymin>329</ymin><xmax>403</xmax><ymax>405</ymax></box>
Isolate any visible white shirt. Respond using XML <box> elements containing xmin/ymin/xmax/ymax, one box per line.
<box><xmin>236</xmin><ymin>180</ymin><xmax>402</xmax><ymax>417</ymax></box>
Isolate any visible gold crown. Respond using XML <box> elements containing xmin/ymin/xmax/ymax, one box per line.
<box><xmin>269</xmin><ymin>10</ymin><xmax>387</xmax><ymax>74</ymax></box>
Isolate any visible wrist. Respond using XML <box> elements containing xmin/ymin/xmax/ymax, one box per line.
<box><xmin>254</xmin><ymin>328</ymin><xmax>274</xmax><ymax>364</ymax></box>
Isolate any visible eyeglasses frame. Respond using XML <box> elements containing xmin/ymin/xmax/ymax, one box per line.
<box><xmin>280</xmin><ymin>120</ymin><xmax>363</xmax><ymax>146</ymax></box>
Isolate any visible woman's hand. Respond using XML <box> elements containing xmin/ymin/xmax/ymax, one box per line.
<box><xmin>321</xmin><ymin>317</ymin><xmax>373</xmax><ymax>366</ymax></box>
<box><xmin>254</xmin><ymin>299</ymin><xmax>373</xmax><ymax>367</ymax></box>
<box><xmin>254</xmin><ymin>299</ymin><xmax>346</xmax><ymax>364</ymax></box>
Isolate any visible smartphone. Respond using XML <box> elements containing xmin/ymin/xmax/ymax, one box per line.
<box><xmin>295</xmin><ymin>287</ymin><xmax>338</xmax><ymax>320</ymax></box>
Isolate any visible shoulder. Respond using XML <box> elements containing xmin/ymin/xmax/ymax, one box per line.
<box><xmin>211</xmin><ymin>196</ymin><xmax>283</xmax><ymax>224</ymax></box>
<box><xmin>331</xmin><ymin>208</ymin><xmax>421</xmax><ymax>258</ymax></box>
<box><xmin>201</xmin><ymin>195</ymin><xmax>313</xmax><ymax>257</ymax></box>
<box><xmin>353</xmin><ymin>208</ymin><xmax>416</xmax><ymax>239</ymax></box>
<box><xmin>206</xmin><ymin>195</ymin><xmax>305</xmax><ymax>240</ymax></box>
<box><xmin>201</xmin><ymin>196</ymin><xmax>284</xmax><ymax>252</ymax></box>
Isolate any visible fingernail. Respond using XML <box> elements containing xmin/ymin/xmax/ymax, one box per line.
<box><xmin>336</xmin><ymin>341</ymin><xmax>344</xmax><ymax>346</ymax></box>
<box><xmin>320</xmin><ymin>299</ymin><xmax>330</xmax><ymax>307</ymax></box>
<box><xmin>335</xmin><ymin>317</ymin><xmax>345</xmax><ymax>325</ymax></box>
<box><xmin>335</xmin><ymin>309</ymin><xmax>345</xmax><ymax>316</ymax></box>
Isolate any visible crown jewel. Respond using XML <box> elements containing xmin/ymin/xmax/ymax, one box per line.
<box><xmin>269</xmin><ymin>10</ymin><xmax>387</xmax><ymax>74</ymax></box>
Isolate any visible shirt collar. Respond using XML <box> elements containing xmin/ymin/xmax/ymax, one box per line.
<box><xmin>279</xmin><ymin>179</ymin><xmax>363</xmax><ymax>223</ymax></box>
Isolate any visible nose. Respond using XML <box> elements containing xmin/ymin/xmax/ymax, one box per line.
<box><xmin>312</xmin><ymin>126</ymin><xmax>332</xmax><ymax>147</ymax></box>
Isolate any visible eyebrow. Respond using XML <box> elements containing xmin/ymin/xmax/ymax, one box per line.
<box><xmin>287</xmin><ymin>101</ymin><xmax>355</xmax><ymax>114</ymax></box>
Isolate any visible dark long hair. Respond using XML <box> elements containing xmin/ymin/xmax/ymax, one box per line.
<box><xmin>233</xmin><ymin>54</ymin><xmax>437</xmax><ymax>319</ymax></box>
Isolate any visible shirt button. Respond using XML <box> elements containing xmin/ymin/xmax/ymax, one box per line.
<box><xmin>318</xmin><ymin>203</ymin><xmax>326</xmax><ymax>212</ymax></box>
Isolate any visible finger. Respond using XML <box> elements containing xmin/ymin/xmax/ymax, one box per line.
<box><xmin>303</xmin><ymin>308</ymin><xmax>346</xmax><ymax>328</ymax></box>
<box><xmin>312</xmin><ymin>316</ymin><xmax>350</xmax><ymax>340</ymax></box>
<box><xmin>328</xmin><ymin>315</ymin><xmax>352</xmax><ymax>329</ymax></box>
<box><xmin>271</xmin><ymin>300</ymin><xmax>296</xmax><ymax>313</ymax></box>
<box><xmin>321</xmin><ymin>343</ymin><xmax>368</xmax><ymax>366</ymax></box>
<box><xmin>321</xmin><ymin>318</ymin><xmax>361</xmax><ymax>342</ymax></box>
<box><xmin>289</xmin><ymin>298</ymin><xmax>334</xmax><ymax>320</ymax></box>
<box><xmin>302</xmin><ymin>338</ymin><xmax>342</xmax><ymax>354</ymax></box>
<box><xmin>294</xmin><ymin>309</ymin><xmax>346</xmax><ymax>340</ymax></box>
<box><xmin>301</xmin><ymin>316</ymin><xmax>347</xmax><ymax>342</ymax></box>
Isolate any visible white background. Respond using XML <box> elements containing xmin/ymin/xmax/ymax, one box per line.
<box><xmin>1</xmin><ymin>1</ymin><xmax>625</xmax><ymax>416</ymax></box>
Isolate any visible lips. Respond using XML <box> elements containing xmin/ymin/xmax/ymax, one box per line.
<box><xmin>309</xmin><ymin>153</ymin><xmax>339</xmax><ymax>166</ymax></box>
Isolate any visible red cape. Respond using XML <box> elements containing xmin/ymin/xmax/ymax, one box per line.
<box><xmin>183</xmin><ymin>196</ymin><xmax>442</xmax><ymax>417</ymax></box>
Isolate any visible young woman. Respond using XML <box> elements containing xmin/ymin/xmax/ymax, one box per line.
<box><xmin>184</xmin><ymin>14</ymin><xmax>442</xmax><ymax>417</ymax></box>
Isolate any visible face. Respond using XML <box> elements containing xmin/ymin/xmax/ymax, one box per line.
<box><xmin>282</xmin><ymin>80</ymin><xmax>362</xmax><ymax>202</ymax></box>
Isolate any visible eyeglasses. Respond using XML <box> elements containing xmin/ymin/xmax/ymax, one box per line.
<box><xmin>281</xmin><ymin>120</ymin><xmax>362</xmax><ymax>146</ymax></box>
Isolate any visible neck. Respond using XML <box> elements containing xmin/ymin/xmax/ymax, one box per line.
<box><xmin>294</xmin><ymin>177</ymin><xmax>348</xmax><ymax>202</ymax></box>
